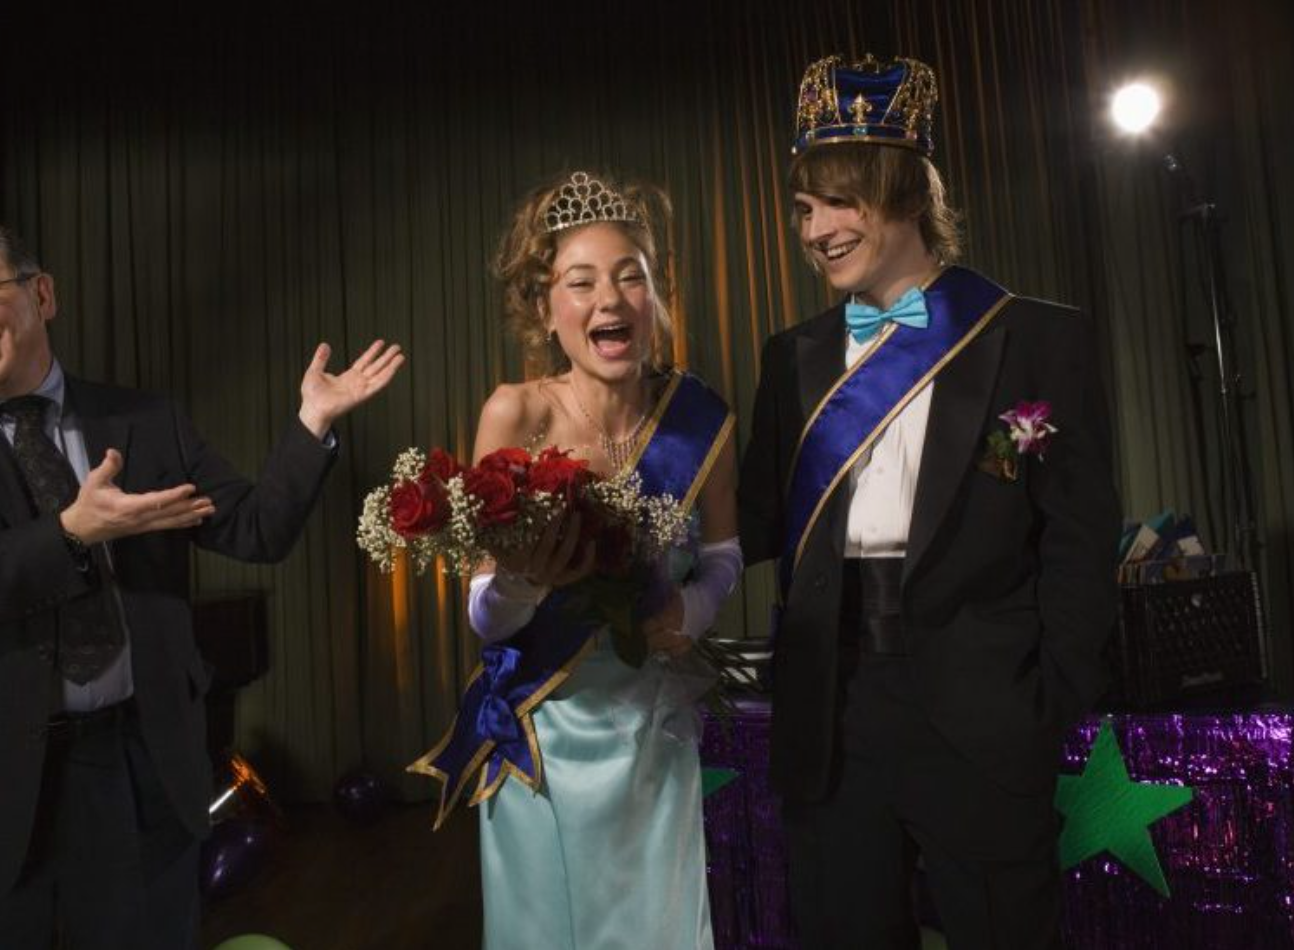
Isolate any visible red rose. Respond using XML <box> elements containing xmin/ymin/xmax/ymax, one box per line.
<box><xmin>527</xmin><ymin>447</ymin><xmax>592</xmax><ymax>503</ymax></box>
<box><xmin>389</xmin><ymin>478</ymin><xmax>450</xmax><ymax>538</ymax></box>
<box><xmin>423</xmin><ymin>448</ymin><xmax>463</xmax><ymax>483</ymax></box>
<box><xmin>477</xmin><ymin>447</ymin><xmax>532</xmax><ymax>479</ymax></box>
<box><xmin>464</xmin><ymin>468</ymin><xmax>521</xmax><ymax>527</ymax></box>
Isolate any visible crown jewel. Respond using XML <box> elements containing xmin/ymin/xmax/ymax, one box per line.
<box><xmin>542</xmin><ymin>172</ymin><xmax>643</xmax><ymax>234</ymax></box>
<box><xmin>793</xmin><ymin>54</ymin><xmax>938</xmax><ymax>156</ymax></box>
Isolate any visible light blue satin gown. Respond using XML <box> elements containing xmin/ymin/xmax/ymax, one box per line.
<box><xmin>478</xmin><ymin>558</ymin><xmax>714</xmax><ymax>950</ymax></box>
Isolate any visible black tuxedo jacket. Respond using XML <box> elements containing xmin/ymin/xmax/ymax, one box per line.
<box><xmin>0</xmin><ymin>377</ymin><xmax>335</xmax><ymax>894</ymax></box>
<box><xmin>739</xmin><ymin>280</ymin><xmax>1121</xmax><ymax>802</ymax></box>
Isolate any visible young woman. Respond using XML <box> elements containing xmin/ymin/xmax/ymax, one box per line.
<box><xmin>413</xmin><ymin>171</ymin><xmax>741</xmax><ymax>950</ymax></box>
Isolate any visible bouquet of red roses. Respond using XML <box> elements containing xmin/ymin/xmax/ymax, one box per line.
<box><xmin>357</xmin><ymin>445</ymin><xmax>690</xmax><ymax>577</ymax></box>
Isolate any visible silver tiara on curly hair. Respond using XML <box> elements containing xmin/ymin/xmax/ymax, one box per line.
<box><xmin>542</xmin><ymin>171</ymin><xmax>643</xmax><ymax>234</ymax></box>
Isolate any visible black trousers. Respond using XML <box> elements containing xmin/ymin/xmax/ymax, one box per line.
<box><xmin>783</xmin><ymin>561</ymin><xmax>1064</xmax><ymax>950</ymax></box>
<box><xmin>0</xmin><ymin>702</ymin><xmax>201</xmax><ymax>950</ymax></box>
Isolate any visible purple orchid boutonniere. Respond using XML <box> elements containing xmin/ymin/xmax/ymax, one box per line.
<box><xmin>978</xmin><ymin>400</ymin><xmax>1058</xmax><ymax>481</ymax></box>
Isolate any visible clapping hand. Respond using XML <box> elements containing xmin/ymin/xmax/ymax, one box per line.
<box><xmin>298</xmin><ymin>340</ymin><xmax>405</xmax><ymax>439</ymax></box>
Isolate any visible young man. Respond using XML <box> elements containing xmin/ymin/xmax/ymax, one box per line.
<box><xmin>739</xmin><ymin>55</ymin><xmax>1121</xmax><ymax>949</ymax></box>
<box><xmin>0</xmin><ymin>225</ymin><xmax>404</xmax><ymax>948</ymax></box>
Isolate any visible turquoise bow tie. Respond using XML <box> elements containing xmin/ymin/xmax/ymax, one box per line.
<box><xmin>844</xmin><ymin>286</ymin><xmax>930</xmax><ymax>343</ymax></box>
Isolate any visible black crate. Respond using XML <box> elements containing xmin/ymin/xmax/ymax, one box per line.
<box><xmin>1107</xmin><ymin>571</ymin><xmax>1266</xmax><ymax>709</ymax></box>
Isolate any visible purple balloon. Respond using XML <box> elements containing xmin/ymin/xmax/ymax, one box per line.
<box><xmin>332</xmin><ymin>769</ymin><xmax>391</xmax><ymax>824</ymax></box>
<box><xmin>200</xmin><ymin>818</ymin><xmax>271</xmax><ymax>900</ymax></box>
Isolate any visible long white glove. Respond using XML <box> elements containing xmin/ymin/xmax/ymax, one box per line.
<box><xmin>677</xmin><ymin>537</ymin><xmax>743</xmax><ymax>640</ymax></box>
<box><xmin>467</xmin><ymin>570</ymin><xmax>550</xmax><ymax>644</ymax></box>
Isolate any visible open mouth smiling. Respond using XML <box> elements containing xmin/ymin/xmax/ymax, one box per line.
<box><xmin>821</xmin><ymin>239</ymin><xmax>861</xmax><ymax>262</ymax></box>
<box><xmin>588</xmin><ymin>322</ymin><xmax>635</xmax><ymax>358</ymax></box>
<box><xmin>589</xmin><ymin>322</ymin><xmax>632</xmax><ymax>342</ymax></box>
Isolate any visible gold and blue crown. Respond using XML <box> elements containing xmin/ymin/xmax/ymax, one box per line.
<box><xmin>792</xmin><ymin>54</ymin><xmax>938</xmax><ymax>157</ymax></box>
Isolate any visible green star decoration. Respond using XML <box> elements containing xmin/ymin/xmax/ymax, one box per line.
<box><xmin>702</xmin><ymin>767</ymin><xmax>738</xmax><ymax>797</ymax></box>
<box><xmin>1055</xmin><ymin>719</ymin><xmax>1194</xmax><ymax>897</ymax></box>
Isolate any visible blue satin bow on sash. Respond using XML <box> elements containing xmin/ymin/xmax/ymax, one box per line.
<box><xmin>845</xmin><ymin>286</ymin><xmax>930</xmax><ymax>343</ymax></box>
<box><xmin>475</xmin><ymin>646</ymin><xmax>523</xmax><ymax>743</ymax></box>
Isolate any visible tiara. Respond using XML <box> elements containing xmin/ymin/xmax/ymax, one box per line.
<box><xmin>542</xmin><ymin>172</ymin><xmax>643</xmax><ymax>234</ymax></box>
<box><xmin>792</xmin><ymin>54</ymin><xmax>938</xmax><ymax>156</ymax></box>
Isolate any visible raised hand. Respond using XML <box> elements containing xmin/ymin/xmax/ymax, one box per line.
<box><xmin>59</xmin><ymin>449</ymin><xmax>216</xmax><ymax>545</ymax></box>
<box><xmin>298</xmin><ymin>340</ymin><xmax>405</xmax><ymax>439</ymax></box>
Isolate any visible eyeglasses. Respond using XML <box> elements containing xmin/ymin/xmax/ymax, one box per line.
<box><xmin>0</xmin><ymin>273</ymin><xmax>39</xmax><ymax>290</ymax></box>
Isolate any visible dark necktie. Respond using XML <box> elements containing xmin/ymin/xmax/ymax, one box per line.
<box><xmin>2</xmin><ymin>394</ymin><xmax>125</xmax><ymax>683</ymax></box>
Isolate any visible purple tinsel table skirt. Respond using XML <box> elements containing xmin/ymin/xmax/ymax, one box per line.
<box><xmin>701</xmin><ymin>700</ymin><xmax>1294</xmax><ymax>949</ymax></box>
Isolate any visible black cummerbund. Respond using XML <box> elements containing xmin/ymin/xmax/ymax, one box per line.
<box><xmin>839</xmin><ymin>557</ymin><xmax>907</xmax><ymax>656</ymax></box>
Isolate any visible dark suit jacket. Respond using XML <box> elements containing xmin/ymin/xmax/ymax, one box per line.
<box><xmin>0</xmin><ymin>377</ymin><xmax>335</xmax><ymax>894</ymax></box>
<box><xmin>739</xmin><ymin>281</ymin><xmax>1121</xmax><ymax>802</ymax></box>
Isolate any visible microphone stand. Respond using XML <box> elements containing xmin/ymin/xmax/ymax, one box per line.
<box><xmin>1161</xmin><ymin>153</ymin><xmax>1260</xmax><ymax>570</ymax></box>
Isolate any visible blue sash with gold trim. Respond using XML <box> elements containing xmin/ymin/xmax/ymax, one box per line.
<box><xmin>410</xmin><ymin>372</ymin><xmax>733</xmax><ymax>829</ymax></box>
<box><xmin>780</xmin><ymin>266</ymin><xmax>1012</xmax><ymax>596</ymax></box>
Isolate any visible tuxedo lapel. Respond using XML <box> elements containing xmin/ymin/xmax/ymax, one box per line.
<box><xmin>796</xmin><ymin>305</ymin><xmax>847</xmax><ymax>421</ymax></box>
<box><xmin>904</xmin><ymin>323</ymin><xmax>1007</xmax><ymax>584</ymax></box>
<box><xmin>792</xmin><ymin>307</ymin><xmax>851</xmax><ymax>582</ymax></box>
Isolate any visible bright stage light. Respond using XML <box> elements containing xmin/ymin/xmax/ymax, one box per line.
<box><xmin>1111</xmin><ymin>83</ymin><xmax>1162</xmax><ymax>134</ymax></box>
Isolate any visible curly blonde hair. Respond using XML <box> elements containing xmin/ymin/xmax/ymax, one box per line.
<box><xmin>788</xmin><ymin>143</ymin><xmax>962</xmax><ymax>263</ymax></box>
<box><xmin>494</xmin><ymin>171</ymin><xmax>676</xmax><ymax>375</ymax></box>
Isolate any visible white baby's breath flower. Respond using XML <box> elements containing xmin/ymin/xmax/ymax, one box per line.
<box><xmin>391</xmin><ymin>447</ymin><xmax>427</xmax><ymax>482</ymax></box>
<box><xmin>642</xmin><ymin>493</ymin><xmax>690</xmax><ymax>554</ymax></box>
<box><xmin>356</xmin><ymin>485</ymin><xmax>402</xmax><ymax>573</ymax></box>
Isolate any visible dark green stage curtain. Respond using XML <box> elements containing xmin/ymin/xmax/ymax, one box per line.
<box><xmin>2</xmin><ymin>0</ymin><xmax>1290</xmax><ymax>800</ymax></box>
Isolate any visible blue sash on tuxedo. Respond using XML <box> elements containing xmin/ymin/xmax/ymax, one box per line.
<box><xmin>780</xmin><ymin>266</ymin><xmax>1013</xmax><ymax>598</ymax></box>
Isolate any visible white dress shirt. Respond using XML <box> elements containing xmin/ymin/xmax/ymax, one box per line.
<box><xmin>0</xmin><ymin>360</ymin><xmax>135</xmax><ymax>711</ymax></box>
<box><xmin>842</xmin><ymin>329</ymin><xmax>934</xmax><ymax>558</ymax></box>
